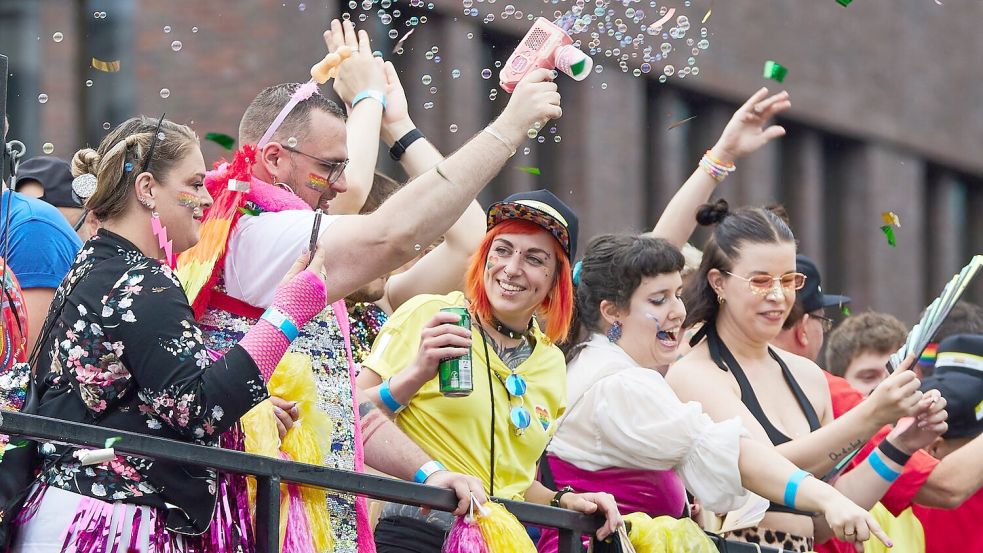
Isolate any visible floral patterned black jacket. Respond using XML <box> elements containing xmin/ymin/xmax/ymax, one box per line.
<box><xmin>33</xmin><ymin>229</ymin><xmax>267</xmax><ymax>535</ymax></box>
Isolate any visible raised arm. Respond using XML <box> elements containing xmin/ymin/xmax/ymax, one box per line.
<box><xmin>651</xmin><ymin>88</ymin><xmax>789</xmax><ymax>247</ymax></box>
<box><xmin>324</xmin><ymin>20</ymin><xmax>386</xmax><ymax>216</ymax></box>
<box><xmin>318</xmin><ymin>68</ymin><xmax>561</xmax><ymax>304</ymax></box>
<box><xmin>379</xmin><ymin>61</ymin><xmax>443</xmax><ymax>179</ymax></box>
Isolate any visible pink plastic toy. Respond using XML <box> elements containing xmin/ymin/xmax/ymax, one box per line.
<box><xmin>499</xmin><ymin>17</ymin><xmax>593</xmax><ymax>93</ymax></box>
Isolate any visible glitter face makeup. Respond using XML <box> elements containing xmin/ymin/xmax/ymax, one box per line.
<box><xmin>177</xmin><ymin>191</ymin><xmax>202</xmax><ymax>210</ymax></box>
<box><xmin>307</xmin><ymin>173</ymin><xmax>330</xmax><ymax>193</ymax></box>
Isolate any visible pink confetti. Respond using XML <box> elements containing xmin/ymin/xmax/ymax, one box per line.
<box><xmin>652</xmin><ymin>7</ymin><xmax>677</xmax><ymax>30</ymax></box>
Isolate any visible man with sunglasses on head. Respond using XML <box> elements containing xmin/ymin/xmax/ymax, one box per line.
<box><xmin>175</xmin><ymin>19</ymin><xmax>563</xmax><ymax>551</ymax></box>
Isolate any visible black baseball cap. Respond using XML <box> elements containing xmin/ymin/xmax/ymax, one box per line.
<box><xmin>487</xmin><ymin>189</ymin><xmax>579</xmax><ymax>260</ymax></box>
<box><xmin>920</xmin><ymin>334</ymin><xmax>983</xmax><ymax>439</ymax></box>
<box><xmin>14</xmin><ymin>155</ymin><xmax>79</xmax><ymax>208</ymax></box>
<box><xmin>796</xmin><ymin>254</ymin><xmax>850</xmax><ymax>313</ymax></box>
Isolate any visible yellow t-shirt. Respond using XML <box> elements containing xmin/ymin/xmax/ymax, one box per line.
<box><xmin>363</xmin><ymin>291</ymin><xmax>567</xmax><ymax>501</ymax></box>
<box><xmin>864</xmin><ymin>504</ymin><xmax>924</xmax><ymax>553</ymax></box>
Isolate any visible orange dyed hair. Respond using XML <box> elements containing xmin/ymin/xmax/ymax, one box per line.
<box><xmin>465</xmin><ymin>219</ymin><xmax>574</xmax><ymax>344</ymax></box>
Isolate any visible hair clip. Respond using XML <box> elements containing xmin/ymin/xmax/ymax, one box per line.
<box><xmin>124</xmin><ymin>162</ymin><xmax>134</xmax><ymax>172</ymax></box>
<box><xmin>572</xmin><ymin>260</ymin><xmax>583</xmax><ymax>286</ymax></box>
<box><xmin>71</xmin><ymin>173</ymin><xmax>98</xmax><ymax>202</ymax></box>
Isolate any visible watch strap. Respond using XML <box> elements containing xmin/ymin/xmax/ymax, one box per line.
<box><xmin>389</xmin><ymin>128</ymin><xmax>425</xmax><ymax>161</ymax></box>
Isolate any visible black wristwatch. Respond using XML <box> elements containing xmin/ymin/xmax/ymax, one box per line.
<box><xmin>551</xmin><ymin>486</ymin><xmax>575</xmax><ymax>508</ymax></box>
<box><xmin>389</xmin><ymin>128</ymin><xmax>425</xmax><ymax>161</ymax></box>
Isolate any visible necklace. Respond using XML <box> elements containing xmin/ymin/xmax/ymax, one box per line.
<box><xmin>491</xmin><ymin>317</ymin><xmax>533</xmax><ymax>340</ymax></box>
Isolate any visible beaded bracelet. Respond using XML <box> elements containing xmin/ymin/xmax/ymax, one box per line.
<box><xmin>699</xmin><ymin>150</ymin><xmax>736</xmax><ymax>182</ymax></box>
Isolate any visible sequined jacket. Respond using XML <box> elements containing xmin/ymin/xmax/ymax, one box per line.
<box><xmin>34</xmin><ymin>229</ymin><xmax>267</xmax><ymax>535</ymax></box>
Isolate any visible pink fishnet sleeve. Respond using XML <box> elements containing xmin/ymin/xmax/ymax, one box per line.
<box><xmin>239</xmin><ymin>269</ymin><xmax>327</xmax><ymax>379</ymax></box>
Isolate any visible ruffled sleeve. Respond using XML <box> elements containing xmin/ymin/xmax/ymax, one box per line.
<box><xmin>590</xmin><ymin>368</ymin><xmax>751</xmax><ymax>513</ymax></box>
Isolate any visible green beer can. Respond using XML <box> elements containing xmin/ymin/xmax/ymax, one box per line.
<box><xmin>438</xmin><ymin>307</ymin><xmax>473</xmax><ymax>397</ymax></box>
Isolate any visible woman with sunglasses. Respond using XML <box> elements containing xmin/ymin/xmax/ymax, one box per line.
<box><xmin>5</xmin><ymin>117</ymin><xmax>328</xmax><ymax>551</ymax></box>
<box><xmin>357</xmin><ymin>190</ymin><xmax>622</xmax><ymax>551</ymax></box>
<box><xmin>666</xmin><ymin>200</ymin><xmax>947</xmax><ymax>552</ymax></box>
<box><xmin>538</xmin><ymin>233</ymin><xmax>903</xmax><ymax>552</ymax></box>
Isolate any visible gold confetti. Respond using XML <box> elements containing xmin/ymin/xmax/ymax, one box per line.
<box><xmin>91</xmin><ymin>57</ymin><xmax>121</xmax><ymax>72</ymax></box>
<box><xmin>881</xmin><ymin>211</ymin><xmax>901</xmax><ymax>227</ymax></box>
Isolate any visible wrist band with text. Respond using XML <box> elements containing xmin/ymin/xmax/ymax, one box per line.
<box><xmin>261</xmin><ymin>307</ymin><xmax>300</xmax><ymax>341</ymax></box>
<box><xmin>783</xmin><ymin>469</ymin><xmax>811</xmax><ymax>510</ymax></box>
<box><xmin>379</xmin><ymin>378</ymin><xmax>404</xmax><ymax>413</ymax></box>
<box><xmin>414</xmin><ymin>460</ymin><xmax>447</xmax><ymax>484</ymax></box>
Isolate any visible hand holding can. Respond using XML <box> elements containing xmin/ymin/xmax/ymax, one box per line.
<box><xmin>437</xmin><ymin>307</ymin><xmax>473</xmax><ymax>397</ymax></box>
<box><xmin>410</xmin><ymin>309</ymin><xmax>472</xmax><ymax>395</ymax></box>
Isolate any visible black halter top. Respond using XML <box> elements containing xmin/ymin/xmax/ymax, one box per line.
<box><xmin>706</xmin><ymin>325</ymin><xmax>821</xmax><ymax>516</ymax></box>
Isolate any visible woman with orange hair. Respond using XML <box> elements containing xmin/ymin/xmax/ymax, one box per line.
<box><xmin>357</xmin><ymin>190</ymin><xmax>622</xmax><ymax>551</ymax></box>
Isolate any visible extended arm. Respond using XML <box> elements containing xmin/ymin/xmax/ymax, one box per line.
<box><xmin>914</xmin><ymin>433</ymin><xmax>983</xmax><ymax>508</ymax></box>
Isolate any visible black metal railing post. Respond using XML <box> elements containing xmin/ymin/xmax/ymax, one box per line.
<box><xmin>254</xmin><ymin>475</ymin><xmax>281</xmax><ymax>553</ymax></box>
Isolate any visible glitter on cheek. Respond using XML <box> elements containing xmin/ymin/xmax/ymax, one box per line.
<box><xmin>307</xmin><ymin>173</ymin><xmax>330</xmax><ymax>192</ymax></box>
<box><xmin>177</xmin><ymin>191</ymin><xmax>202</xmax><ymax>209</ymax></box>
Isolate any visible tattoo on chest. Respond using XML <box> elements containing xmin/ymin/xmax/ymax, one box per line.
<box><xmin>827</xmin><ymin>438</ymin><xmax>864</xmax><ymax>463</ymax></box>
<box><xmin>491</xmin><ymin>337</ymin><xmax>533</xmax><ymax>371</ymax></box>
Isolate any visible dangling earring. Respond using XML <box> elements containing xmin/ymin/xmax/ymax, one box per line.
<box><xmin>150</xmin><ymin>210</ymin><xmax>175</xmax><ymax>269</ymax></box>
<box><xmin>606</xmin><ymin>321</ymin><xmax>623</xmax><ymax>342</ymax></box>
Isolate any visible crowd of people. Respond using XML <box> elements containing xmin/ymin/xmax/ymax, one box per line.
<box><xmin>1</xmin><ymin>18</ymin><xmax>981</xmax><ymax>553</ymax></box>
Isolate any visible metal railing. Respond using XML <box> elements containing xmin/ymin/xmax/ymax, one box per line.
<box><xmin>0</xmin><ymin>410</ymin><xmax>778</xmax><ymax>552</ymax></box>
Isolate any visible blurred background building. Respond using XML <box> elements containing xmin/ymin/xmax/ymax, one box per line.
<box><xmin>2</xmin><ymin>0</ymin><xmax>981</xmax><ymax>324</ymax></box>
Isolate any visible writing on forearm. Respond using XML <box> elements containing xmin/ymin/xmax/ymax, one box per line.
<box><xmin>827</xmin><ymin>439</ymin><xmax>864</xmax><ymax>463</ymax></box>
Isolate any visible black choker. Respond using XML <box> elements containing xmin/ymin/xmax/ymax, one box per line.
<box><xmin>491</xmin><ymin>318</ymin><xmax>533</xmax><ymax>340</ymax></box>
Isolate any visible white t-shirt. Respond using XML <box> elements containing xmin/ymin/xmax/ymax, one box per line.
<box><xmin>224</xmin><ymin>210</ymin><xmax>338</xmax><ymax>308</ymax></box>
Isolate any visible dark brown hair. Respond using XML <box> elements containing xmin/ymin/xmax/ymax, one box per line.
<box><xmin>683</xmin><ymin>198</ymin><xmax>796</xmax><ymax>329</ymax></box>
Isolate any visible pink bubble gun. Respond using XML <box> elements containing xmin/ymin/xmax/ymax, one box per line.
<box><xmin>499</xmin><ymin>17</ymin><xmax>593</xmax><ymax>93</ymax></box>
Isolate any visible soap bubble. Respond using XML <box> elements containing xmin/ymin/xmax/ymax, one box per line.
<box><xmin>157</xmin><ymin>131</ymin><xmax>166</xmax><ymax>141</ymax></box>
<box><xmin>527</xmin><ymin>128</ymin><xmax>538</xmax><ymax>138</ymax></box>
<box><xmin>424</xmin><ymin>102</ymin><xmax>434</xmax><ymax>109</ymax></box>
<box><xmin>451</xmin><ymin>69</ymin><xmax>461</xmax><ymax>79</ymax></box>
<box><xmin>171</xmin><ymin>40</ymin><xmax>183</xmax><ymax>51</ymax></box>
<box><xmin>523</xmin><ymin>147</ymin><xmax>531</xmax><ymax>155</ymax></box>
<box><xmin>37</xmin><ymin>93</ymin><xmax>48</xmax><ymax>104</ymax></box>
<box><xmin>554</xmin><ymin>136</ymin><xmax>562</xmax><ymax>143</ymax></box>
<box><xmin>191</xmin><ymin>26</ymin><xmax>199</xmax><ymax>33</ymax></box>
<box><xmin>103</xmin><ymin>122</ymin><xmax>111</xmax><ymax>130</ymax></box>
<box><xmin>163</xmin><ymin>25</ymin><xmax>171</xmax><ymax>33</ymax></box>
<box><xmin>286</xmin><ymin>136</ymin><xmax>298</xmax><ymax>147</ymax></box>
<box><xmin>414</xmin><ymin>244</ymin><xmax>422</xmax><ymax>251</ymax></box>
<box><xmin>481</xmin><ymin>68</ymin><xmax>492</xmax><ymax>79</ymax></box>
<box><xmin>159</xmin><ymin>88</ymin><xmax>171</xmax><ymax>98</ymax></box>
<box><xmin>421</xmin><ymin>74</ymin><xmax>432</xmax><ymax>85</ymax></box>
<box><xmin>52</xmin><ymin>32</ymin><xmax>64</xmax><ymax>42</ymax></box>
<box><xmin>85</xmin><ymin>79</ymin><xmax>93</xmax><ymax>87</ymax></box>
<box><xmin>42</xmin><ymin>142</ymin><xmax>54</xmax><ymax>154</ymax></box>
<box><xmin>663</xmin><ymin>65</ymin><xmax>675</xmax><ymax>76</ymax></box>
<box><xmin>298</xmin><ymin>3</ymin><xmax>306</xmax><ymax>10</ymax></box>
<box><xmin>449</xmin><ymin>124</ymin><xmax>458</xmax><ymax>133</ymax></box>
<box><xmin>388</xmin><ymin>29</ymin><xmax>399</xmax><ymax>39</ymax></box>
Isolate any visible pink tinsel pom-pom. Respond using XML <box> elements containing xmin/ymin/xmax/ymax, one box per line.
<box><xmin>443</xmin><ymin>516</ymin><xmax>490</xmax><ymax>553</ymax></box>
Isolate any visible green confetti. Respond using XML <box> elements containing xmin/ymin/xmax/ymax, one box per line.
<box><xmin>104</xmin><ymin>436</ymin><xmax>122</xmax><ymax>448</ymax></box>
<box><xmin>205</xmin><ymin>132</ymin><xmax>236</xmax><ymax>151</ymax></box>
<box><xmin>880</xmin><ymin>225</ymin><xmax>897</xmax><ymax>247</ymax></box>
<box><xmin>841</xmin><ymin>304</ymin><xmax>851</xmax><ymax>316</ymax></box>
<box><xmin>3</xmin><ymin>440</ymin><xmax>29</xmax><ymax>452</ymax></box>
<box><xmin>763</xmin><ymin>60</ymin><xmax>788</xmax><ymax>83</ymax></box>
<box><xmin>516</xmin><ymin>166</ymin><xmax>541</xmax><ymax>175</ymax></box>
<box><xmin>836</xmin><ymin>0</ymin><xmax>853</xmax><ymax>5</ymax></box>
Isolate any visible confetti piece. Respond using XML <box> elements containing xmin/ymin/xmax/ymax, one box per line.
<box><xmin>516</xmin><ymin>166</ymin><xmax>541</xmax><ymax>175</ymax></box>
<box><xmin>880</xmin><ymin>225</ymin><xmax>897</xmax><ymax>247</ymax></box>
<box><xmin>651</xmin><ymin>8</ymin><xmax>677</xmax><ymax>30</ymax></box>
<box><xmin>205</xmin><ymin>132</ymin><xmax>235</xmax><ymax>151</ymax></box>
<box><xmin>91</xmin><ymin>57</ymin><xmax>121</xmax><ymax>72</ymax></box>
<box><xmin>836</xmin><ymin>0</ymin><xmax>853</xmax><ymax>6</ymax></box>
<box><xmin>3</xmin><ymin>440</ymin><xmax>29</xmax><ymax>452</ymax></box>
<box><xmin>392</xmin><ymin>28</ymin><xmax>415</xmax><ymax>54</ymax></box>
<box><xmin>667</xmin><ymin>115</ymin><xmax>698</xmax><ymax>131</ymax></box>
<box><xmin>703</xmin><ymin>0</ymin><xmax>714</xmax><ymax>23</ymax></box>
<box><xmin>104</xmin><ymin>436</ymin><xmax>122</xmax><ymax>448</ymax></box>
<box><xmin>841</xmin><ymin>305</ymin><xmax>851</xmax><ymax>316</ymax></box>
<box><xmin>763</xmin><ymin>60</ymin><xmax>788</xmax><ymax>83</ymax></box>
<box><xmin>881</xmin><ymin>211</ymin><xmax>901</xmax><ymax>227</ymax></box>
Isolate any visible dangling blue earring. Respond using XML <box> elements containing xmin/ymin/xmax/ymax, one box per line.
<box><xmin>606</xmin><ymin>321</ymin><xmax>623</xmax><ymax>342</ymax></box>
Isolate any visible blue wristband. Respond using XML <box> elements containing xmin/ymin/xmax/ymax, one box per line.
<box><xmin>867</xmin><ymin>449</ymin><xmax>902</xmax><ymax>483</ymax></box>
<box><xmin>260</xmin><ymin>307</ymin><xmax>299</xmax><ymax>341</ymax></box>
<box><xmin>352</xmin><ymin>89</ymin><xmax>387</xmax><ymax>110</ymax></box>
<box><xmin>414</xmin><ymin>460</ymin><xmax>447</xmax><ymax>484</ymax></box>
<box><xmin>379</xmin><ymin>378</ymin><xmax>404</xmax><ymax>413</ymax></box>
<box><xmin>784</xmin><ymin>469</ymin><xmax>811</xmax><ymax>510</ymax></box>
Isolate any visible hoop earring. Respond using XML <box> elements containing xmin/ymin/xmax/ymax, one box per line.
<box><xmin>150</xmin><ymin>210</ymin><xmax>175</xmax><ymax>268</ymax></box>
<box><xmin>606</xmin><ymin>321</ymin><xmax>623</xmax><ymax>343</ymax></box>
<box><xmin>273</xmin><ymin>181</ymin><xmax>293</xmax><ymax>193</ymax></box>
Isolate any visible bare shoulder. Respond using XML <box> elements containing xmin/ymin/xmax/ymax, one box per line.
<box><xmin>666</xmin><ymin>343</ymin><xmax>740</xmax><ymax>401</ymax></box>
